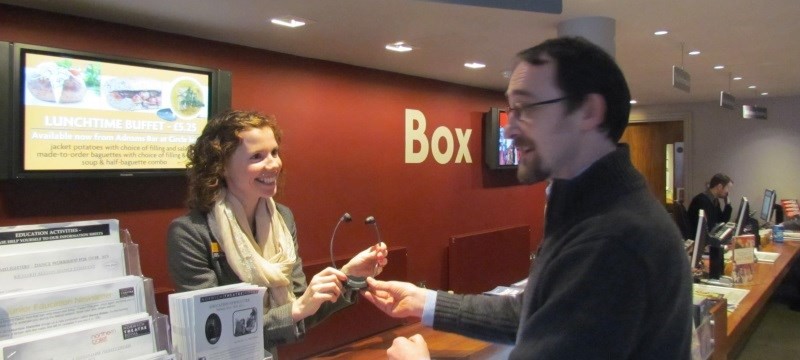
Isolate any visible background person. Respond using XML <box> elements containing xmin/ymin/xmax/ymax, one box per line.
<box><xmin>363</xmin><ymin>37</ymin><xmax>693</xmax><ymax>359</ymax></box>
<box><xmin>688</xmin><ymin>173</ymin><xmax>734</xmax><ymax>231</ymax></box>
<box><xmin>167</xmin><ymin>110</ymin><xmax>387</xmax><ymax>358</ymax></box>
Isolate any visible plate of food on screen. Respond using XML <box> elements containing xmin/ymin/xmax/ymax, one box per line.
<box><xmin>104</xmin><ymin>77</ymin><xmax>163</xmax><ymax>111</ymax></box>
<box><xmin>169</xmin><ymin>77</ymin><xmax>206</xmax><ymax>120</ymax></box>
<box><xmin>26</xmin><ymin>61</ymin><xmax>88</xmax><ymax>104</ymax></box>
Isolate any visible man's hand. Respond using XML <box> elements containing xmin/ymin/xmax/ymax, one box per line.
<box><xmin>362</xmin><ymin>277</ymin><xmax>426</xmax><ymax>319</ymax></box>
<box><xmin>387</xmin><ymin>334</ymin><xmax>431</xmax><ymax>360</ymax></box>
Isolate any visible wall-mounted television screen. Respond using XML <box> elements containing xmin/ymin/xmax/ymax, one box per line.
<box><xmin>1</xmin><ymin>42</ymin><xmax>231</xmax><ymax>179</ymax></box>
<box><xmin>483</xmin><ymin>107</ymin><xmax>518</xmax><ymax>170</ymax></box>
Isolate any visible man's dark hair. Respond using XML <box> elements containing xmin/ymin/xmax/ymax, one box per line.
<box><xmin>709</xmin><ymin>173</ymin><xmax>732</xmax><ymax>188</ymax></box>
<box><xmin>517</xmin><ymin>37</ymin><xmax>631</xmax><ymax>142</ymax></box>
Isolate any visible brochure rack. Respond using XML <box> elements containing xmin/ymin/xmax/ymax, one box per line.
<box><xmin>0</xmin><ymin>219</ymin><xmax>172</xmax><ymax>359</ymax></box>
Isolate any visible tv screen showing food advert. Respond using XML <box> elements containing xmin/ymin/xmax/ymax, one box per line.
<box><xmin>22</xmin><ymin>51</ymin><xmax>210</xmax><ymax>172</ymax></box>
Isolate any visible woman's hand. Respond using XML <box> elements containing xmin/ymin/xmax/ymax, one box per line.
<box><xmin>291</xmin><ymin>267</ymin><xmax>347</xmax><ymax>321</ymax></box>
<box><xmin>341</xmin><ymin>242</ymin><xmax>389</xmax><ymax>278</ymax></box>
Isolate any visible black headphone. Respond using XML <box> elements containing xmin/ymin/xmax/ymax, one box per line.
<box><xmin>329</xmin><ymin>212</ymin><xmax>382</xmax><ymax>289</ymax></box>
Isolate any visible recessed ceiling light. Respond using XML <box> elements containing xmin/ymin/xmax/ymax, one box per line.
<box><xmin>385</xmin><ymin>42</ymin><xmax>414</xmax><ymax>52</ymax></box>
<box><xmin>761</xmin><ymin>92</ymin><xmax>769</xmax><ymax>96</ymax></box>
<box><xmin>733</xmin><ymin>77</ymin><xmax>743</xmax><ymax>81</ymax></box>
<box><xmin>270</xmin><ymin>16</ymin><xmax>309</xmax><ymax>28</ymax></box>
<box><xmin>501</xmin><ymin>70</ymin><xmax>512</xmax><ymax>78</ymax></box>
<box><xmin>713</xmin><ymin>65</ymin><xmax>725</xmax><ymax>70</ymax></box>
<box><xmin>630</xmin><ymin>99</ymin><xmax>638</xmax><ymax>104</ymax></box>
<box><xmin>654</xmin><ymin>30</ymin><xmax>669</xmax><ymax>36</ymax></box>
<box><xmin>464</xmin><ymin>62</ymin><xmax>486</xmax><ymax>69</ymax></box>
<box><xmin>688</xmin><ymin>50</ymin><xmax>701</xmax><ymax>56</ymax></box>
<box><xmin>748</xmin><ymin>85</ymin><xmax>757</xmax><ymax>89</ymax></box>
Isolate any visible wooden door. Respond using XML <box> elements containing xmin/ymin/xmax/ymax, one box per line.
<box><xmin>620</xmin><ymin>121</ymin><xmax>684</xmax><ymax>207</ymax></box>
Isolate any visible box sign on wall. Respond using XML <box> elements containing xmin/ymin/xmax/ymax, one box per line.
<box><xmin>404</xmin><ymin>109</ymin><xmax>472</xmax><ymax>164</ymax></box>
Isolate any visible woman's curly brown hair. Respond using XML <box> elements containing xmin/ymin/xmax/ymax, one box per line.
<box><xmin>186</xmin><ymin>110</ymin><xmax>282</xmax><ymax>213</ymax></box>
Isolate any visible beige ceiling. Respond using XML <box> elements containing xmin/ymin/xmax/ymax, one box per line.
<box><xmin>3</xmin><ymin>0</ymin><xmax>800</xmax><ymax>106</ymax></box>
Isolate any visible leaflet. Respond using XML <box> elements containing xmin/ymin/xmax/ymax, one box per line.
<box><xmin>693</xmin><ymin>283</ymin><xmax>750</xmax><ymax>312</ymax></box>
<box><xmin>0</xmin><ymin>243</ymin><xmax>126</xmax><ymax>295</ymax></box>
<box><xmin>0</xmin><ymin>312</ymin><xmax>155</xmax><ymax>360</ymax></box>
<box><xmin>0</xmin><ymin>275</ymin><xmax>145</xmax><ymax>340</ymax></box>
<box><xmin>169</xmin><ymin>283</ymin><xmax>266</xmax><ymax>360</ymax></box>
<box><xmin>0</xmin><ymin>219</ymin><xmax>120</xmax><ymax>255</ymax></box>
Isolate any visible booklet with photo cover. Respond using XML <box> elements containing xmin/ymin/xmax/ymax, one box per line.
<box><xmin>0</xmin><ymin>275</ymin><xmax>146</xmax><ymax>340</ymax></box>
<box><xmin>169</xmin><ymin>283</ymin><xmax>266</xmax><ymax>360</ymax></box>
<box><xmin>0</xmin><ymin>312</ymin><xmax>155</xmax><ymax>360</ymax></box>
<box><xmin>731</xmin><ymin>234</ymin><xmax>756</xmax><ymax>285</ymax></box>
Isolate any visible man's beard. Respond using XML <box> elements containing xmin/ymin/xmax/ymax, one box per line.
<box><xmin>517</xmin><ymin>157</ymin><xmax>550</xmax><ymax>184</ymax></box>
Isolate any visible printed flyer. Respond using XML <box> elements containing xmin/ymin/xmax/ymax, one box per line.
<box><xmin>0</xmin><ymin>275</ymin><xmax>145</xmax><ymax>340</ymax></box>
<box><xmin>0</xmin><ymin>312</ymin><xmax>155</xmax><ymax>359</ymax></box>
<box><xmin>0</xmin><ymin>243</ymin><xmax>125</xmax><ymax>295</ymax></box>
<box><xmin>0</xmin><ymin>219</ymin><xmax>120</xmax><ymax>255</ymax></box>
<box><xmin>169</xmin><ymin>283</ymin><xmax>266</xmax><ymax>360</ymax></box>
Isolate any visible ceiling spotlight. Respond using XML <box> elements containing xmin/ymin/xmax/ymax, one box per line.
<box><xmin>270</xmin><ymin>16</ymin><xmax>309</xmax><ymax>28</ymax></box>
<box><xmin>464</xmin><ymin>62</ymin><xmax>486</xmax><ymax>69</ymax></box>
<box><xmin>761</xmin><ymin>92</ymin><xmax>769</xmax><ymax>96</ymax></box>
<box><xmin>713</xmin><ymin>65</ymin><xmax>725</xmax><ymax>70</ymax></box>
<box><xmin>630</xmin><ymin>100</ymin><xmax>638</xmax><ymax>104</ymax></box>
<box><xmin>748</xmin><ymin>85</ymin><xmax>757</xmax><ymax>89</ymax></box>
<box><xmin>385</xmin><ymin>42</ymin><xmax>413</xmax><ymax>52</ymax></box>
<box><xmin>688</xmin><ymin>50</ymin><xmax>701</xmax><ymax>56</ymax></box>
<box><xmin>501</xmin><ymin>70</ymin><xmax>512</xmax><ymax>78</ymax></box>
<box><xmin>654</xmin><ymin>30</ymin><xmax>669</xmax><ymax>36</ymax></box>
<box><xmin>733</xmin><ymin>77</ymin><xmax>743</xmax><ymax>81</ymax></box>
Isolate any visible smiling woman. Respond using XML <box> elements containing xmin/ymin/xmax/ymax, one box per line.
<box><xmin>166</xmin><ymin>109</ymin><xmax>389</xmax><ymax>359</ymax></box>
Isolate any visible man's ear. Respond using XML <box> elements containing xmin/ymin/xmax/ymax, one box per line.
<box><xmin>579</xmin><ymin>93</ymin><xmax>606</xmax><ymax>131</ymax></box>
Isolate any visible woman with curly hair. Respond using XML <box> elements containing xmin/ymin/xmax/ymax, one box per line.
<box><xmin>167</xmin><ymin>110</ymin><xmax>387</xmax><ymax>357</ymax></box>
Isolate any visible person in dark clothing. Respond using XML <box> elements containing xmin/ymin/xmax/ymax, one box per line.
<box><xmin>362</xmin><ymin>37</ymin><xmax>693</xmax><ymax>359</ymax></box>
<box><xmin>688</xmin><ymin>173</ymin><xmax>734</xmax><ymax>231</ymax></box>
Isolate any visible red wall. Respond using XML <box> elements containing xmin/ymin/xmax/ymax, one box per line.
<box><xmin>0</xmin><ymin>5</ymin><xmax>545</xmax><ymax>294</ymax></box>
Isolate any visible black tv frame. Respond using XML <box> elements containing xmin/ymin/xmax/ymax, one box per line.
<box><xmin>483</xmin><ymin>107</ymin><xmax>517</xmax><ymax>170</ymax></box>
<box><xmin>0</xmin><ymin>41</ymin><xmax>11</xmax><ymax>180</ymax></box>
<box><xmin>1</xmin><ymin>42</ymin><xmax>232</xmax><ymax>180</ymax></box>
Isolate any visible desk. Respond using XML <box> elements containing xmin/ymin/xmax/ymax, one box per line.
<box><xmin>712</xmin><ymin>241</ymin><xmax>800</xmax><ymax>359</ymax></box>
<box><xmin>310</xmin><ymin>243</ymin><xmax>799</xmax><ymax>360</ymax></box>
<box><xmin>310</xmin><ymin>322</ymin><xmax>513</xmax><ymax>359</ymax></box>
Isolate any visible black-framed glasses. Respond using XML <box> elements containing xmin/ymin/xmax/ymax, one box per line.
<box><xmin>505</xmin><ymin>97</ymin><xmax>568</xmax><ymax>120</ymax></box>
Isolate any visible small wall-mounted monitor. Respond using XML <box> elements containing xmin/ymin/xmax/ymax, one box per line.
<box><xmin>483</xmin><ymin>107</ymin><xmax>517</xmax><ymax>170</ymax></box>
<box><xmin>2</xmin><ymin>42</ymin><xmax>232</xmax><ymax>179</ymax></box>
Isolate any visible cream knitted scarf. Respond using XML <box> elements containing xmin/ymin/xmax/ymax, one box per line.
<box><xmin>207</xmin><ymin>188</ymin><xmax>297</xmax><ymax>308</ymax></box>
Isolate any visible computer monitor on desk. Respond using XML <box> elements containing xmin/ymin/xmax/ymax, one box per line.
<box><xmin>710</xmin><ymin>196</ymin><xmax>749</xmax><ymax>243</ymax></box>
<box><xmin>733</xmin><ymin>196</ymin><xmax>750</xmax><ymax>238</ymax></box>
<box><xmin>691</xmin><ymin>209</ymin><xmax>709</xmax><ymax>273</ymax></box>
<box><xmin>759</xmin><ymin>189</ymin><xmax>777</xmax><ymax>227</ymax></box>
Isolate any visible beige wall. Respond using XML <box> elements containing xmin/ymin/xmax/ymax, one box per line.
<box><xmin>632</xmin><ymin>96</ymin><xmax>800</xmax><ymax>221</ymax></box>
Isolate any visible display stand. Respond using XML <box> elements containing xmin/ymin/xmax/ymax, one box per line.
<box><xmin>0</xmin><ymin>219</ymin><xmax>171</xmax><ymax>359</ymax></box>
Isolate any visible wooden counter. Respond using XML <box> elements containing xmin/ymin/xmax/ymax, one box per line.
<box><xmin>307</xmin><ymin>242</ymin><xmax>799</xmax><ymax>359</ymax></box>
<box><xmin>310</xmin><ymin>322</ymin><xmax>512</xmax><ymax>360</ymax></box>
<box><xmin>713</xmin><ymin>241</ymin><xmax>800</xmax><ymax>359</ymax></box>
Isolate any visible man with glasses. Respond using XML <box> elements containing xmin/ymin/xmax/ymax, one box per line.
<box><xmin>363</xmin><ymin>37</ymin><xmax>692</xmax><ymax>359</ymax></box>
